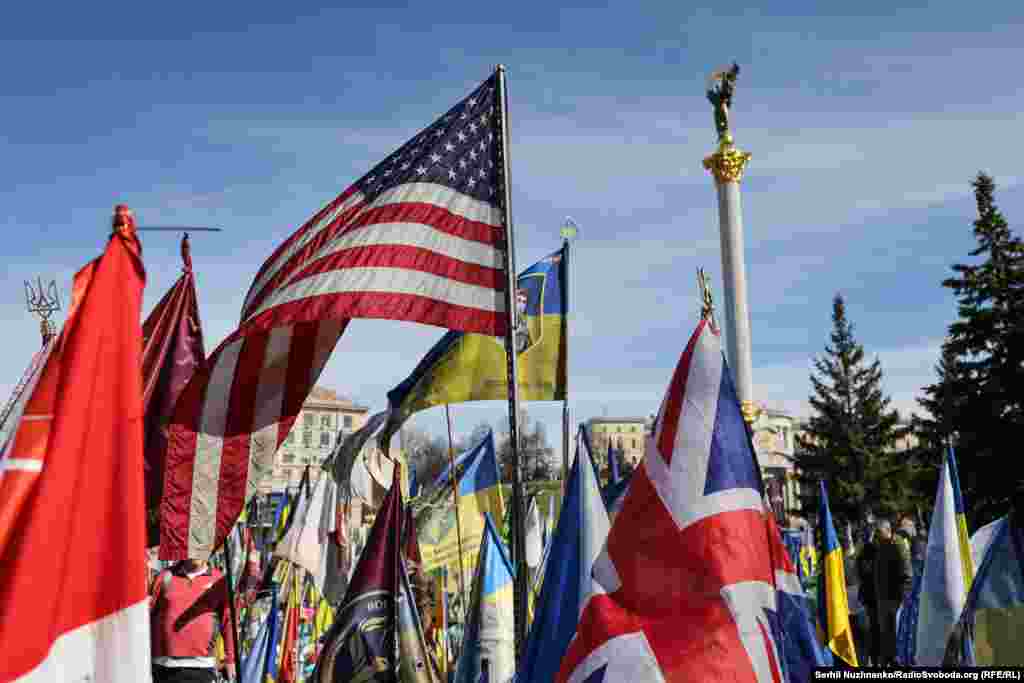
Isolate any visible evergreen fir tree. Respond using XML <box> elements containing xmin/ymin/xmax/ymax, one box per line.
<box><xmin>937</xmin><ymin>173</ymin><xmax>1024</xmax><ymax>524</ymax></box>
<box><xmin>793</xmin><ymin>294</ymin><xmax>909</xmax><ymax>527</ymax></box>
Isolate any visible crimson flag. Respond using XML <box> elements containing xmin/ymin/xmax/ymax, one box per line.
<box><xmin>0</xmin><ymin>207</ymin><xmax>150</xmax><ymax>681</ymax></box>
<box><xmin>141</xmin><ymin>234</ymin><xmax>206</xmax><ymax>546</ymax></box>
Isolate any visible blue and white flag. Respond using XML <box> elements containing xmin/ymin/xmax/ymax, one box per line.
<box><xmin>944</xmin><ymin>511</ymin><xmax>1023</xmax><ymax>666</ymax></box>
<box><xmin>898</xmin><ymin>448</ymin><xmax>975</xmax><ymax>665</ymax></box>
<box><xmin>516</xmin><ymin>431</ymin><xmax>610</xmax><ymax>683</ymax></box>
<box><xmin>455</xmin><ymin>514</ymin><xmax>516</xmax><ymax>683</ymax></box>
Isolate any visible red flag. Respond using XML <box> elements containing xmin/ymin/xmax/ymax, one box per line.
<box><xmin>160</xmin><ymin>73</ymin><xmax>508</xmax><ymax>561</ymax></box>
<box><xmin>403</xmin><ymin>503</ymin><xmax>423</xmax><ymax>569</ymax></box>
<box><xmin>278</xmin><ymin>579</ymin><xmax>302</xmax><ymax>683</ymax></box>
<box><xmin>0</xmin><ymin>205</ymin><xmax>150</xmax><ymax>681</ymax></box>
<box><xmin>141</xmin><ymin>233</ymin><xmax>206</xmax><ymax>546</ymax></box>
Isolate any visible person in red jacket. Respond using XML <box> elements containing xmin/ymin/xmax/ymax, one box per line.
<box><xmin>150</xmin><ymin>559</ymin><xmax>236</xmax><ymax>683</ymax></box>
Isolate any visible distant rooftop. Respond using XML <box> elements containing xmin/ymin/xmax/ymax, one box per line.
<box><xmin>305</xmin><ymin>386</ymin><xmax>369</xmax><ymax>411</ymax></box>
<box><xmin>586</xmin><ymin>417</ymin><xmax>648</xmax><ymax>425</ymax></box>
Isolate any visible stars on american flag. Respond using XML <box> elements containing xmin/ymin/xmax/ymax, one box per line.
<box><xmin>355</xmin><ymin>74</ymin><xmax>500</xmax><ymax>203</ymax></box>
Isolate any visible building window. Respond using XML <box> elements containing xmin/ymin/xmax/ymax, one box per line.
<box><xmin>282</xmin><ymin>452</ymin><xmax>295</xmax><ymax>464</ymax></box>
<box><xmin>304</xmin><ymin>413</ymin><xmax>314</xmax><ymax>427</ymax></box>
<box><xmin>343</xmin><ymin>414</ymin><xmax>353</xmax><ymax>429</ymax></box>
<box><xmin>320</xmin><ymin>432</ymin><xmax>331</xmax><ymax>448</ymax></box>
<box><xmin>285</xmin><ymin>431</ymin><xmax>294</xmax><ymax>445</ymax></box>
<box><xmin>303</xmin><ymin>430</ymin><xmax>313</xmax><ymax>448</ymax></box>
<box><xmin>321</xmin><ymin>414</ymin><xmax>332</xmax><ymax>428</ymax></box>
<box><xmin>632</xmin><ymin>438</ymin><xmax>638</xmax><ymax>449</ymax></box>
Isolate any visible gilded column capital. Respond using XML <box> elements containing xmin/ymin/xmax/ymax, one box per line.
<box><xmin>703</xmin><ymin>140</ymin><xmax>752</xmax><ymax>185</ymax></box>
<box><xmin>740</xmin><ymin>400</ymin><xmax>762</xmax><ymax>424</ymax></box>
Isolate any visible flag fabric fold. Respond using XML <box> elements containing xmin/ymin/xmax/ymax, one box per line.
<box><xmin>816</xmin><ymin>481</ymin><xmax>858</xmax><ymax>667</ymax></box>
<box><xmin>276</xmin><ymin>472</ymin><xmax>332</xmax><ymax>587</ymax></box>
<box><xmin>315</xmin><ymin>466</ymin><xmax>403</xmax><ymax>683</ymax></box>
<box><xmin>141</xmin><ymin>234</ymin><xmax>206</xmax><ymax>546</ymax></box>
<box><xmin>242</xmin><ymin>603</ymin><xmax>272</xmax><ymax>683</ymax></box>
<box><xmin>898</xmin><ymin>448</ymin><xmax>975</xmax><ymax>665</ymax></box>
<box><xmin>0</xmin><ymin>336</ymin><xmax>58</xmax><ymax>556</ymax></box>
<box><xmin>398</xmin><ymin>556</ymin><xmax>443</xmax><ymax>683</ymax></box>
<box><xmin>454</xmin><ymin>514</ymin><xmax>516</xmax><ymax>683</ymax></box>
<box><xmin>380</xmin><ymin>246</ymin><xmax>567</xmax><ymax>453</ymax></box>
<box><xmin>765</xmin><ymin>511</ymin><xmax>829</xmax><ymax>681</ymax></box>
<box><xmin>557</xmin><ymin>318</ymin><xmax>799</xmax><ymax>683</ymax></box>
<box><xmin>0</xmin><ymin>219</ymin><xmax>151</xmax><ymax>682</ymax></box>
<box><xmin>161</xmin><ymin>72</ymin><xmax>508</xmax><ymax>561</ymax></box>
<box><xmin>518</xmin><ymin>430</ymin><xmax>610</xmax><ymax>683</ymax></box>
<box><xmin>942</xmin><ymin>507</ymin><xmax>1023</xmax><ymax>667</ymax></box>
<box><xmin>416</xmin><ymin>430</ymin><xmax>504</xmax><ymax>592</ymax></box>
<box><xmin>524</xmin><ymin>496</ymin><xmax>543</xmax><ymax>572</ymax></box>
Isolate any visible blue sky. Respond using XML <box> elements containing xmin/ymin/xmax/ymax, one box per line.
<box><xmin>2</xmin><ymin>2</ymin><xmax>1023</xmax><ymax>459</ymax></box>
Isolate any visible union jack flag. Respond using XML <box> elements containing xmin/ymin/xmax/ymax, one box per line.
<box><xmin>160</xmin><ymin>73</ymin><xmax>509</xmax><ymax>561</ymax></box>
<box><xmin>557</xmin><ymin>319</ymin><xmax>812</xmax><ymax>683</ymax></box>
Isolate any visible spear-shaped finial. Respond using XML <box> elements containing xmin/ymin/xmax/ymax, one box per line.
<box><xmin>112</xmin><ymin>204</ymin><xmax>136</xmax><ymax>237</ymax></box>
<box><xmin>697</xmin><ymin>267</ymin><xmax>717</xmax><ymax>331</ymax></box>
<box><xmin>181</xmin><ymin>232</ymin><xmax>193</xmax><ymax>273</ymax></box>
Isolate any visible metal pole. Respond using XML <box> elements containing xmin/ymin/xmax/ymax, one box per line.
<box><xmin>222</xmin><ymin>536</ymin><xmax>245</xmax><ymax>681</ymax></box>
<box><xmin>444</xmin><ymin>404</ymin><xmax>469</xmax><ymax>639</ymax></box>
<box><xmin>495</xmin><ymin>63</ymin><xmax>529</xmax><ymax>660</ymax></box>
<box><xmin>559</xmin><ymin>223</ymin><xmax>575</xmax><ymax>497</ymax></box>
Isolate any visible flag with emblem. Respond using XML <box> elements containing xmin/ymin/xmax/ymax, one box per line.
<box><xmin>160</xmin><ymin>71</ymin><xmax>511</xmax><ymax>561</ymax></box>
<box><xmin>416</xmin><ymin>430</ymin><xmax>504</xmax><ymax>592</ymax></box>
<box><xmin>315</xmin><ymin>466</ymin><xmax>403</xmax><ymax>683</ymax></box>
<box><xmin>557</xmin><ymin>318</ymin><xmax>797</xmax><ymax>683</ymax></box>
<box><xmin>398</xmin><ymin>555</ymin><xmax>442</xmax><ymax>683</ymax></box>
<box><xmin>379</xmin><ymin>246</ymin><xmax>567</xmax><ymax>452</ymax></box>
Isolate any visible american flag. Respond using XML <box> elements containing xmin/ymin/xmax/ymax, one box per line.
<box><xmin>556</xmin><ymin>319</ymin><xmax>817</xmax><ymax>683</ymax></box>
<box><xmin>160</xmin><ymin>73</ymin><xmax>509</xmax><ymax>561</ymax></box>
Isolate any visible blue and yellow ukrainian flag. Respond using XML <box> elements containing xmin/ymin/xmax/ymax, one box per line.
<box><xmin>948</xmin><ymin>447</ymin><xmax>975</xmax><ymax>590</ymax></box>
<box><xmin>899</xmin><ymin>447</ymin><xmax>976</xmax><ymax>665</ymax></box>
<box><xmin>817</xmin><ymin>481</ymin><xmax>858</xmax><ymax>667</ymax></box>
<box><xmin>454</xmin><ymin>514</ymin><xmax>515</xmax><ymax>683</ymax></box>
<box><xmin>946</xmin><ymin>509</ymin><xmax>1024</xmax><ymax>666</ymax></box>
<box><xmin>417</xmin><ymin>431</ymin><xmax>504</xmax><ymax>594</ymax></box>
<box><xmin>381</xmin><ymin>246</ymin><xmax>568</xmax><ymax>449</ymax></box>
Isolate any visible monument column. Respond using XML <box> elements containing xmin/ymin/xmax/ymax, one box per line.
<box><xmin>703</xmin><ymin>64</ymin><xmax>758</xmax><ymax>423</ymax></box>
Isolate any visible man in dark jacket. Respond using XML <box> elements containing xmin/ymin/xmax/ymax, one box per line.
<box><xmin>856</xmin><ymin>531</ymin><xmax>880</xmax><ymax>666</ymax></box>
<box><xmin>873</xmin><ymin>520</ymin><xmax>912</xmax><ymax>665</ymax></box>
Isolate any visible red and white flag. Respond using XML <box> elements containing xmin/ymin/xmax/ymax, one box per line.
<box><xmin>160</xmin><ymin>72</ymin><xmax>509</xmax><ymax>561</ymax></box>
<box><xmin>0</xmin><ymin>207</ymin><xmax>150</xmax><ymax>682</ymax></box>
<box><xmin>557</xmin><ymin>320</ymin><xmax>784</xmax><ymax>683</ymax></box>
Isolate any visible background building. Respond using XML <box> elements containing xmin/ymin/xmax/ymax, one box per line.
<box><xmin>584</xmin><ymin>416</ymin><xmax>651</xmax><ymax>480</ymax></box>
<box><xmin>750</xmin><ymin>407</ymin><xmax>801</xmax><ymax>525</ymax></box>
<box><xmin>260</xmin><ymin>386</ymin><xmax>371</xmax><ymax>494</ymax></box>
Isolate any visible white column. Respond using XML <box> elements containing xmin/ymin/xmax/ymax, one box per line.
<box><xmin>715</xmin><ymin>179</ymin><xmax>754</xmax><ymax>406</ymax></box>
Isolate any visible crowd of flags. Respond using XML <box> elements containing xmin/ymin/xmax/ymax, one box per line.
<box><xmin>0</xmin><ymin>67</ymin><xmax>1020</xmax><ymax>683</ymax></box>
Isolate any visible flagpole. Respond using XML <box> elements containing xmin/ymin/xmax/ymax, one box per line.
<box><xmin>443</xmin><ymin>404</ymin><xmax>469</xmax><ymax>639</ymax></box>
<box><xmin>560</xmin><ymin>219</ymin><xmax>576</xmax><ymax>499</ymax></box>
<box><xmin>222</xmin><ymin>535</ymin><xmax>245</xmax><ymax>682</ymax></box>
<box><xmin>495</xmin><ymin>63</ymin><xmax>530</xmax><ymax>660</ymax></box>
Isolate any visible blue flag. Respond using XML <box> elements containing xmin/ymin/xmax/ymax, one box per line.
<box><xmin>455</xmin><ymin>514</ymin><xmax>515</xmax><ymax>683</ymax></box>
<box><xmin>242</xmin><ymin>601</ymin><xmax>272</xmax><ymax>683</ymax></box>
<box><xmin>607</xmin><ymin>442</ymin><xmax>621</xmax><ymax>486</ymax></box>
<box><xmin>516</xmin><ymin>431</ymin><xmax>609</xmax><ymax>683</ymax></box>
